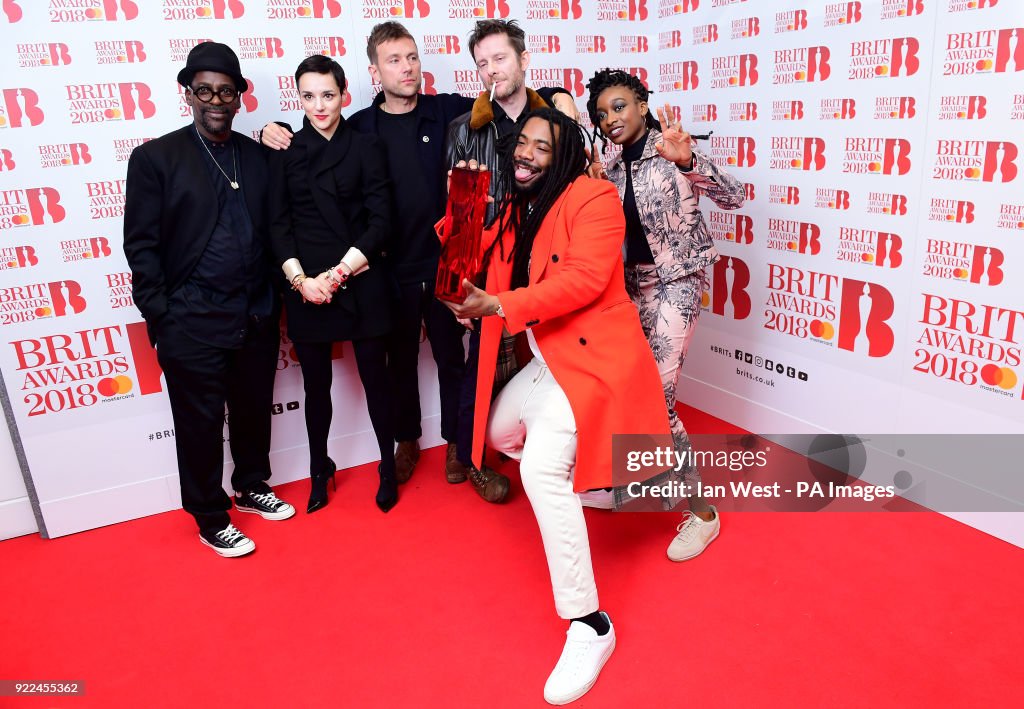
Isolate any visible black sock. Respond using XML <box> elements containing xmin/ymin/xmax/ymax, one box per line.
<box><xmin>571</xmin><ymin>611</ymin><xmax>610</xmax><ymax>636</ymax></box>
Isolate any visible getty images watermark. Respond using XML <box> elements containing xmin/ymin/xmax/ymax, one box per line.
<box><xmin>610</xmin><ymin>434</ymin><xmax>1023</xmax><ymax>513</ymax></box>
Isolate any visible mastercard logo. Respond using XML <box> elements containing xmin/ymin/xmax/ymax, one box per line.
<box><xmin>725</xmin><ymin>231</ymin><xmax>735</xmax><ymax>241</ymax></box>
<box><xmin>196</xmin><ymin>7</ymin><xmax>213</xmax><ymax>17</ymax></box>
<box><xmin>728</xmin><ymin>76</ymin><xmax>739</xmax><ymax>86</ymax></box>
<box><xmin>861</xmin><ymin>253</ymin><xmax>874</xmax><ymax>263</ymax></box>
<box><xmin>34</xmin><ymin>306</ymin><xmax>53</xmax><ymax>317</ymax></box>
<box><xmin>297</xmin><ymin>6</ymin><xmax>310</xmax><ymax>15</ymax></box>
<box><xmin>875</xmin><ymin>65</ymin><xmax>889</xmax><ymax>76</ymax></box>
<box><xmin>701</xmin><ymin>291</ymin><xmax>710</xmax><ymax>308</ymax></box>
<box><xmin>727</xmin><ymin>156</ymin><xmax>737</xmax><ymax>165</ymax></box>
<box><xmin>473</xmin><ymin>8</ymin><xmax>485</xmax><ymax>16</ymax></box>
<box><xmin>790</xmin><ymin>158</ymin><xmax>802</xmax><ymax>168</ymax></box>
<box><xmin>11</xmin><ymin>214</ymin><xmax>30</xmax><ymax>226</ymax></box>
<box><xmin>810</xmin><ymin>320</ymin><xmax>835</xmax><ymax>340</ymax></box>
<box><xmin>6</xmin><ymin>260</ymin><xmax>16</xmax><ymax>267</ymax></box>
<box><xmin>104</xmin><ymin>108</ymin><xmax>122</xmax><ymax>119</ymax></box>
<box><xmin>794</xmin><ymin>71</ymin><xmax>806</xmax><ymax>81</ymax></box>
<box><xmin>84</xmin><ymin>8</ymin><xmax>102</xmax><ymax>19</ymax></box>
<box><xmin>787</xmin><ymin>241</ymin><xmax>797</xmax><ymax>250</ymax></box>
<box><xmin>980</xmin><ymin>364</ymin><xmax>1017</xmax><ymax>390</ymax></box>
<box><xmin>0</xmin><ymin>116</ymin><xmax>8</xmax><ymax>127</ymax></box>
<box><xmin>963</xmin><ymin>167</ymin><xmax>981</xmax><ymax>179</ymax></box>
<box><xmin>868</xmin><ymin>162</ymin><xmax>882</xmax><ymax>173</ymax></box>
<box><xmin>98</xmin><ymin>375</ymin><xmax>133</xmax><ymax>397</ymax></box>
<box><xmin>976</xmin><ymin>59</ymin><xmax>994</xmax><ymax>71</ymax></box>
<box><xmin>952</xmin><ymin>268</ymin><xmax>968</xmax><ymax>279</ymax></box>
<box><xmin>391</xmin><ymin>6</ymin><xmax>404</xmax><ymax>15</ymax></box>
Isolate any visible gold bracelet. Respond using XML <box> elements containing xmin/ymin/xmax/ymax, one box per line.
<box><xmin>290</xmin><ymin>274</ymin><xmax>307</xmax><ymax>291</ymax></box>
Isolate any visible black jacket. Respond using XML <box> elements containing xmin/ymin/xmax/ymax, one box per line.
<box><xmin>123</xmin><ymin>126</ymin><xmax>272</xmax><ymax>344</ymax></box>
<box><xmin>267</xmin><ymin>117</ymin><xmax>393</xmax><ymax>342</ymax></box>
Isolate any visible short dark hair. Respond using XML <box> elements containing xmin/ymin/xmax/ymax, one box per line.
<box><xmin>585</xmin><ymin>68</ymin><xmax>659</xmax><ymax>150</ymax></box>
<box><xmin>366</xmin><ymin>21</ymin><xmax>416</xmax><ymax>64</ymax></box>
<box><xmin>294</xmin><ymin>55</ymin><xmax>346</xmax><ymax>93</ymax></box>
<box><xmin>468</xmin><ymin>19</ymin><xmax>526</xmax><ymax>61</ymax></box>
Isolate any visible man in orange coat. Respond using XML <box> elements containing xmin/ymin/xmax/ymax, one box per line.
<box><xmin>442</xmin><ymin>108</ymin><xmax>670</xmax><ymax>706</ymax></box>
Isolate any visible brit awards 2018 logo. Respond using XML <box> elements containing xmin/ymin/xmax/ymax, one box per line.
<box><xmin>731</xmin><ymin>102</ymin><xmax>758</xmax><ymax>121</ymax></box>
<box><xmin>267</xmin><ymin>0</ymin><xmax>340</xmax><ymax>18</ymax></box>
<box><xmin>0</xmin><ymin>187</ymin><xmax>64</xmax><ymax>229</ymax></box>
<box><xmin>766</xmin><ymin>264</ymin><xmax>895</xmax><ymax>357</ymax></box>
<box><xmin>659</xmin><ymin>0</ymin><xmax>698</xmax><ymax>18</ymax></box>
<box><xmin>61</xmin><ymin>237</ymin><xmax>112</xmax><ymax>262</ymax></box>
<box><xmin>916</xmin><ymin>292</ymin><xmax>1021</xmax><ymax>399</ymax></box>
<box><xmin>528</xmin><ymin>0</ymin><xmax>585</xmax><ymax>19</ymax></box>
<box><xmin>39</xmin><ymin>143</ymin><xmax>92</xmax><ymax>168</ymax></box>
<box><xmin>65</xmin><ymin>82</ymin><xmax>154</xmax><ymax>124</ymax></box>
<box><xmin>162</xmin><ymin>0</ymin><xmax>245</xmax><ymax>20</ymax></box>
<box><xmin>0</xmin><ymin>280</ymin><xmax>86</xmax><ymax>326</ymax></box>
<box><xmin>620</xmin><ymin>35</ymin><xmax>649</xmax><ymax>53</ymax></box>
<box><xmin>693</xmin><ymin>103</ymin><xmax>717</xmax><ymax>123</ymax></box>
<box><xmin>932</xmin><ymin>139</ymin><xmax>1018</xmax><ymax>182</ymax></box>
<box><xmin>837</xmin><ymin>228</ymin><xmax>903</xmax><ymax>268</ymax></box>
<box><xmin>944</xmin><ymin>28</ymin><xmax>1023</xmax><ymax>74</ymax></box>
<box><xmin>692</xmin><ymin>25</ymin><xmax>717</xmax><ymax>45</ymax></box>
<box><xmin>574</xmin><ymin>36</ymin><xmax>606</xmax><ymax>54</ymax></box>
<box><xmin>425</xmin><ymin>35</ymin><xmax>463</xmax><ymax>54</ymax></box>
<box><xmin>0</xmin><ymin>246</ymin><xmax>37</xmax><ymax>271</ymax></box>
<box><xmin>0</xmin><ymin>88</ymin><xmax>44</xmax><ymax>128</ymax></box>
<box><xmin>594</xmin><ymin>1</ymin><xmax>639</xmax><ymax>21</ymax></box>
<box><xmin>105</xmin><ymin>272</ymin><xmax>134</xmax><ymax>310</ymax></box>
<box><xmin>86</xmin><ymin>179</ymin><xmax>126</xmax><ymax>220</ymax></box>
<box><xmin>775</xmin><ymin>9</ymin><xmax>807</xmax><ymax>33</ymax></box>
<box><xmin>819</xmin><ymin>98</ymin><xmax>856</xmax><ymax>120</ymax></box>
<box><xmin>947</xmin><ymin>0</ymin><xmax>1000</xmax><ymax>12</ymax></box>
<box><xmin>849</xmin><ymin>37</ymin><xmax>920</xmax><ymax>78</ymax></box>
<box><xmin>1011</xmin><ymin>93</ymin><xmax>1024</xmax><ymax>119</ymax></box>
<box><xmin>238</xmin><ymin>37</ymin><xmax>284</xmax><ymax>60</ymax></box>
<box><xmin>304</xmin><ymin>36</ymin><xmax>345</xmax><ymax>56</ymax></box>
<box><xmin>362</xmin><ymin>0</ymin><xmax>430</xmax><ymax>18</ymax></box>
<box><xmin>997</xmin><ymin>202</ymin><xmax>1024</xmax><ymax>230</ymax></box>
<box><xmin>168</xmin><ymin>38</ymin><xmax>213</xmax><ymax>63</ymax></box>
<box><xmin>528</xmin><ymin>35</ymin><xmax>560</xmax><ymax>53</ymax></box>
<box><xmin>710</xmin><ymin>54</ymin><xmax>757</xmax><ymax>88</ymax></box>
<box><xmin>709</xmin><ymin>136</ymin><xmax>757</xmax><ymax>167</ymax></box>
<box><xmin>704</xmin><ymin>255</ymin><xmax>752</xmax><ymax>320</ymax></box>
<box><xmin>881</xmin><ymin>0</ymin><xmax>924</xmax><ymax>19</ymax></box>
<box><xmin>661</xmin><ymin>29</ymin><xmax>684</xmax><ymax>48</ymax></box>
<box><xmin>825</xmin><ymin>1</ymin><xmax>862</xmax><ymax>26</ymax></box>
<box><xmin>773</xmin><ymin>100</ymin><xmax>804</xmax><ymax>121</ymax></box>
<box><xmin>867</xmin><ymin>191</ymin><xmax>909</xmax><ymax>215</ymax></box>
<box><xmin>874</xmin><ymin>96</ymin><xmax>916</xmax><ymax>119</ymax></box>
<box><xmin>731</xmin><ymin>17</ymin><xmax>760</xmax><ymax>39</ymax></box>
<box><xmin>766</xmin><ymin>219</ymin><xmax>822</xmax><ymax>255</ymax></box>
<box><xmin>773</xmin><ymin>47</ymin><xmax>830</xmax><ymax>85</ymax></box>
<box><xmin>769</xmin><ymin>184</ymin><xmax>801</xmax><ymax>206</ymax></box>
<box><xmin>929</xmin><ymin>197</ymin><xmax>974</xmax><ymax>223</ymax></box>
<box><xmin>923</xmin><ymin>239</ymin><xmax>1003</xmax><ymax>284</ymax></box>
<box><xmin>114</xmin><ymin>137</ymin><xmax>150</xmax><ymax>162</ymax></box>
<box><xmin>49</xmin><ymin>0</ymin><xmax>138</xmax><ymax>22</ymax></box>
<box><xmin>706</xmin><ymin>210</ymin><xmax>754</xmax><ymax>244</ymax></box>
<box><xmin>95</xmin><ymin>40</ymin><xmax>146</xmax><ymax>64</ymax></box>
<box><xmin>448</xmin><ymin>0</ymin><xmax>508</xmax><ymax>19</ymax></box>
<box><xmin>770</xmin><ymin>137</ymin><xmax>826</xmax><ymax>171</ymax></box>
<box><xmin>529</xmin><ymin>69</ymin><xmax>585</xmax><ymax>97</ymax></box>
<box><xmin>17</xmin><ymin>43</ymin><xmax>71</xmax><ymax>67</ymax></box>
<box><xmin>842</xmin><ymin>138</ymin><xmax>911</xmax><ymax>175</ymax></box>
<box><xmin>8</xmin><ymin>324</ymin><xmax>154</xmax><ymax>418</ymax></box>
<box><xmin>660</xmin><ymin>61</ymin><xmax>700</xmax><ymax>91</ymax></box>
<box><xmin>816</xmin><ymin>187</ymin><xmax>851</xmax><ymax>210</ymax></box>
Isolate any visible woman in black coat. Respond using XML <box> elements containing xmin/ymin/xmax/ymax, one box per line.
<box><xmin>268</xmin><ymin>55</ymin><xmax>397</xmax><ymax>513</ymax></box>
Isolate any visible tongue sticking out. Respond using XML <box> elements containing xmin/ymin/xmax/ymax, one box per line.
<box><xmin>515</xmin><ymin>165</ymin><xmax>535</xmax><ymax>182</ymax></box>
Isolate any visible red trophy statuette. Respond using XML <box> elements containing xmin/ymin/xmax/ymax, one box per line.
<box><xmin>436</xmin><ymin>166</ymin><xmax>491</xmax><ymax>303</ymax></box>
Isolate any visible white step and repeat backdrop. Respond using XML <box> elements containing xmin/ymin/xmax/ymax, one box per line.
<box><xmin>1</xmin><ymin>1</ymin><xmax>1021</xmax><ymax>540</ymax></box>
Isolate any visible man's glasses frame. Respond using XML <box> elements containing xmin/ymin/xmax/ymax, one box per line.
<box><xmin>189</xmin><ymin>85</ymin><xmax>240</xmax><ymax>103</ymax></box>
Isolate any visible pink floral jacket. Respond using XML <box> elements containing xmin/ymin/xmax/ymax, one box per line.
<box><xmin>605</xmin><ymin>129</ymin><xmax>745</xmax><ymax>282</ymax></box>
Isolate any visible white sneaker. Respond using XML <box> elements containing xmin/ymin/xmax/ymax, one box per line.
<box><xmin>543</xmin><ymin>613</ymin><xmax>616</xmax><ymax>705</ymax></box>
<box><xmin>199</xmin><ymin>523</ymin><xmax>256</xmax><ymax>558</ymax></box>
<box><xmin>577</xmin><ymin>489</ymin><xmax>614</xmax><ymax>510</ymax></box>
<box><xmin>667</xmin><ymin>506</ymin><xmax>720</xmax><ymax>562</ymax></box>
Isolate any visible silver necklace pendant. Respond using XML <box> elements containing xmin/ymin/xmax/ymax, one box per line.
<box><xmin>230</xmin><ymin>181</ymin><xmax>240</xmax><ymax>190</ymax></box>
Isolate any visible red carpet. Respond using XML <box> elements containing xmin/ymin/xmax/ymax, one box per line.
<box><xmin>1</xmin><ymin>404</ymin><xmax>1021</xmax><ymax>708</ymax></box>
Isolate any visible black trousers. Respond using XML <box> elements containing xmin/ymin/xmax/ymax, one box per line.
<box><xmin>156</xmin><ymin>315</ymin><xmax>279</xmax><ymax>535</ymax></box>
<box><xmin>293</xmin><ymin>336</ymin><xmax>395</xmax><ymax>479</ymax></box>
<box><xmin>387</xmin><ymin>279</ymin><xmax>467</xmax><ymax>443</ymax></box>
<box><xmin>456</xmin><ymin>328</ymin><xmax>481</xmax><ymax>467</ymax></box>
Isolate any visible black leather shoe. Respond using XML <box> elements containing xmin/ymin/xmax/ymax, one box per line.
<box><xmin>307</xmin><ymin>458</ymin><xmax>337</xmax><ymax>514</ymax></box>
<box><xmin>376</xmin><ymin>463</ymin><xmax>398</xmax><ymax>513</ymax></box>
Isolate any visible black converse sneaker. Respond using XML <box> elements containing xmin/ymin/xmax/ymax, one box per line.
<box><xmin>199</xmin><ymin>523</ymin><xmax>256</xmax><ymax>558</ymax></box>
<box><xmin>235</xmin><ymin>488</ymin><xmax>296</xmax><ymax>521</ymax></box>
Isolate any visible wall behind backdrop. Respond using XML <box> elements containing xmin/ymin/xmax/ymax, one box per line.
<box><xmin>0</xmin><ymin>1</ymin><xmax>1021</xmax><ymax>542</ymax></box>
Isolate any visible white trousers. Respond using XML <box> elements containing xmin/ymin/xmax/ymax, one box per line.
<box><xmin>485</xmin><ymin>357</ymin><xmax>599</xmax><ymax>619</ymax></box>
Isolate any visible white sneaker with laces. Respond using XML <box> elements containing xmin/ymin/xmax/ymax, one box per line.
<box><xmin>577</xmin><ymin>489</ymin><xmax>614</xmax><ymax>510</ymax></box>
<box><xmin>543</xmin><ymin>613</ymin><xmax>616</xmax><ymax>705</ymax></box>
<box><xmin>667</xmin><ymin>506</ymin><xmax>720</xmax><ymax>562</ymax></box>
<box><xmin>199</xmin><ymin>523</ymin><xmax>256</xmax><ymax>558</ymax></box>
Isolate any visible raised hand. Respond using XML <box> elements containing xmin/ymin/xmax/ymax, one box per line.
<box><xmin>654</xmin><ymin>103</ymin><xmax>694</xmax><ymax>168</ymax></box>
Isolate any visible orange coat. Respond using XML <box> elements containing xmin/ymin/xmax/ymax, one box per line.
<box><xmin>467</xmin><ymin>176</ymin><xmax>671</xmax><ymax>492</ymax></box>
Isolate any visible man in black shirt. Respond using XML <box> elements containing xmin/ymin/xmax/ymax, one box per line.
<box><xmin>124</xmin><ymin>42</ymin><xmax>294</xmax><ymax>558</ymax></box>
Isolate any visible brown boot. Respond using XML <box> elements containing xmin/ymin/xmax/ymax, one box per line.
<box><xmin>445</xmin><ymin>443</ymin><xmax>468</xmax><ymax>484</ymax></box>
<box><xmin>468</xmin><ymin>464</ymin><xmax>510</xmax><ymax>504</ymax></box>
<box><xmin>394</xmin><ymin>440</ymin><xmax>420</xmax><ymax>485</ymax></box>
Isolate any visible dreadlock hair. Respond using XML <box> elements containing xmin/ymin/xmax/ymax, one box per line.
<box><xmin>585</xmin><ymin>68</ymin><xmax>661</xmax><ymax>153</ymax></box>
<box><xmin>483</xmin><ymin>108</ymin><xmax>589</xmax><ymax>290</ymax></box>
